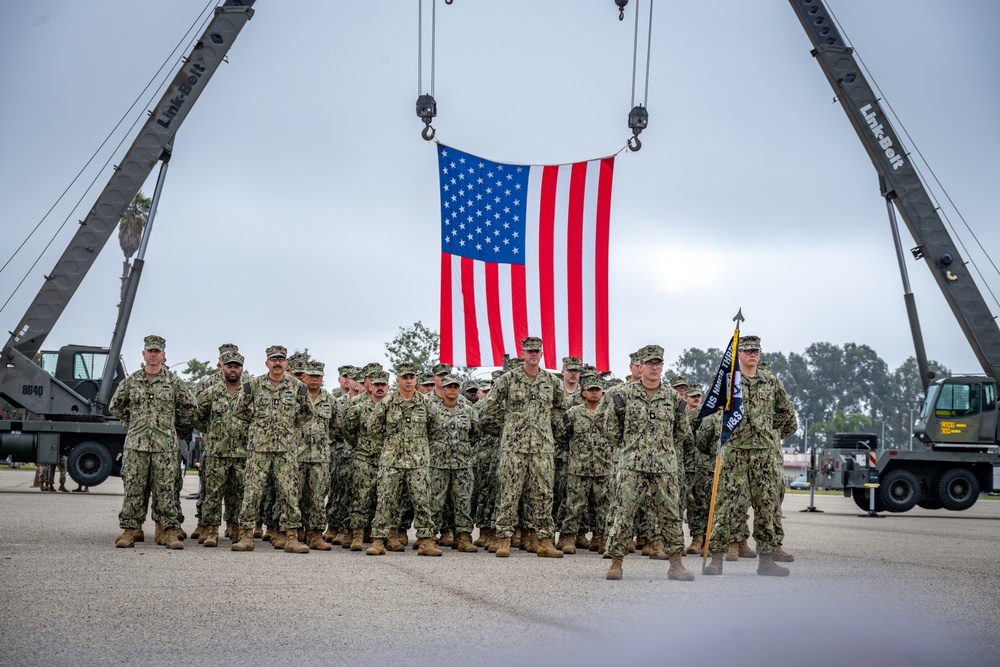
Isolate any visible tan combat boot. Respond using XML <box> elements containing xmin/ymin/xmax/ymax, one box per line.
<box><xmin>560</xmin><ymin>534</ymin><xmax>577</xmax><ymax>554</ymax></box>
<box><xmin>437</xmin><ymin>529</ymin><xmax>455</xmax><ymax>548</ymax></box>
<box><xmin>162</xmin><ymin>527</ymin><xmax>184</xmax><ymax>550</ymax></box>
<box><xmin>648</xmin><ymin>540</ymin><xmax>668</xmax><ymax>560</ymax></box>
<box><xmin>627</xmin><ymin>539</ymin><xmax>637</xmax><ymax>553</ymax></box>
<box><xmin>592</xmin><ymin>534</ymin><xmax>605</xmax><ymax>554</ymax></box>
<box><xmin>495</xmin><ymin>537</ymin><xmax>512</xmax><ymax>558</ymax></box>
<box><xmin>398</xmin><ymin>529</ymin><xmax>409</xmax><ymax>547</ymax></box>
<box><xmin>576</xmin><ymin>534</ymin><xmax>591</xmax><ymax>550</ymax></box>
<box><xmin>386</xmin><ymin>528</ymin><xmax>405</xmax><ymax>552</ymax></box>
<box><xmin>686</xmin><ymin>535</ymin><xmax>703</xmax><ymax>555</ymax></box>
<box><xmin>363</xmin><ymin>527</ymin><xmax>373</xmax><ymax>544</ymax></box>
<box><xmin>366</xmin><ymin>538</ymin><xmax>387</xmax><ymax>556</ymax></box>
<box><xmin>703</xmin><ymin>552</ymin><xmax>725</xmax><ymax>575</ymax></box>
<box><xmin>336</xmin><ymin>527</ymin><xmax>352</xmax><ymax>546</ymax></box>
<box><xmin>535</xmin><ymin>537</ymin><xmax>564</xmax><ymax>558</ymax></box>
<box><xmin>417</xmin><ymin>537</ymin><xmax>444</xmax><ymax>557</ymax></box>
<box><xmin>154</xmin><ymin>523</ymin><xmax>164</xmax><ymax>545</ymax></box>
<box><xmin>262</xmin><ymin>525</ymin><xmax>277</xmax><ymax>543</ymax></box>
<box><xmin>284</xmin><ymin>530</ymin><xmax>310</xmax><ymax>554</ymax></box>
<box><xmin>456</xmin><ymin>532</ymin><xmax>479</xmax><ymax>552</ymax></box>
<box><xmin>486</xmin><ymin>533</ymin><xmax>500</xmax><ymax>553</ymax></box>
<box><xmin>231</xmin><ymin>528</ymin><xmax>255</xmax><ymax>552</ymax></box>
<box><xmin>296</xmin><ymin>528</ymin><xmax>306</xmax><ymax>542</ymax></box>
<box><xmin>757</xmin><ymin>552</ymin><xmax>790</xmax><ymax>576</ymax></box>
<box><xmin>511</xmin><ymin>528</ymin><xmax>522</xmax><ymax>549</ymax></box>
<box><xmin>667</xmin><ymin>551</ymin><xmax>695</xmax><ymax>581</ymax></box>
<box><xmin>176</xmin><ymin>527</ymin><xmax>188</xmax><ymax>540</ymax></box>
<box><xmin>115</xmin><ymin>528</ymin><xmax>135</xmax><ymax>548</ymax></box>
<box><xmin>523</xmin><ymin>530</ymin><xmax>539</xmax><ymax>553</ymax></box>
<box><xmin>191</xmin><ymin>521</ymin><xmax>204</xmax><ymax>542</ymax></box>
<box><xmin>640</xmin><ymin>540</ymin><xmax>653</xmax><ymax>557</ymax></box>
<box><xmin>474</xmin><ymin>527</ymin><xmax>490</xmax><ymax>548</ymax></box>
<box><xmin>59</xmin><ymin>481</ymin><xmax>69</xmax><ymax>493</ymax></box>
<box><xmin>271</xmin><ymin>530</ymin><xmax>288</xmax><ymax>550</ymax></box>
<box><xmin>349</xmin><ymin>528</ymin><xmax>365</xmax><ymax>551</ymax></box>
<box><xmin>224</xmin><ymin>523</ymin><xmax>236</xmax><ymax>541</ymax></box>
<box><xmin>725</xmin><ymin>542</ymin><xmax>740</xmax><ymax>562</ymax></box>
<box><xmin>605</xmin><ymin>555</ymin><xmax>624</xmax><ymax>580</ymax></box>
<box><xmin>324</xmin><ymin>527</ymin><xmax>338</xmax><ymax>543</ymax></box>
<box><xmin>253</xmin><ymin>523</ymin><xmax>264</xmax><ymax>539</ymax></box>
<box><xmin>773</xmin><ymin>546</ymin><xmax>795</xmax><ymax>562</ymax></box>
<box><xmin>133</xmin><ymin>524</ymin><xmax>145</xmax><ymax>543</ymax></box>
<box><xmin>202</xmin><ymin>526</ymin><xmax>219</xmax><ymax>548</ymax></box>
<box><xmin>307</xmin><ymin>530</ymin><xmax>332</xmax><ymax>551</ymax></box>
<box><xmin>738</xmin><ymin>538</ymin><xmax>758</xmax><ymax>559</ymax></box>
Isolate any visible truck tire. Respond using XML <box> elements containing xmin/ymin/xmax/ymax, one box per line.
<box><xmin>66</xmin><ymin>441</ymin><xmax>113</xmax><ymax>487</ymax></box>
<box><xmin>832</xmin><ymin>433</ymin><xmax>879</xmax><ymax>450</ymax></box>
<box><xmin>851</xmin><ymin>487</ymin><xmax>886</xmax><ymax>512</ymax></box>
<box><xmin>878</xmin><ymin>469</ymin><xmax>921</xmax><ymax>512</ymax></box>
<box><xmin>937</xmin><ymin>468</ymin><xmax>980</xmax><ymax>511</ymax></box>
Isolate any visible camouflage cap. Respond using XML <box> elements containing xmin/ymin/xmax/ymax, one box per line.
<box><xmin>670</xmin><ymin>375</ymin><xmax>689</xmax><ymax>388</ymax></box>
<box><xmin>144</xmin><ymin>335</ymin><xmax>166</xmax><ymax>351</ymax></box>
<box><xmin>418</xmin><ymin>373</ymin><xmax>435</xmax><ymax>385</ymax></box>
<box><xmin>432</xmin><ymin>363</ymin><xmax>452</xmax><ymax>376</ymax></box>
<box><xmin>561</xmin><ymin>356</ymin><xmax>583</xmax><ymax>371</ymax></box>
<box><xmin>491</xmin><ymin>369</ymin><xmax>507</xmax><ymax>381</ymax></box>
<box><xmin>220</xmin><ymin>351</ymin><xmax>244</xmax><ymax>366</ymax></box>
<box><xmin>304</xmin><ymin>360</ymin><xmax>325</xmax><ymax>376</ymax></box>
<box><xmin>637</xmin><ymin>344</ymin><xmax>664</xmax><ymax>363</ymax></box>
<box><xmin>361</xmin><ymin>362</ymin><xmax>384</xmax><ymax>379</ymax></box>
<box><xmin>605</xmin><ymin>377</ymin><xmax>624</xmax><ymax>387</ymax></box>
<box><xmin>337</xmin><ymin>364</ymin><xmax>356</xmax><ymax>377</ymax></box>
<box><xmin>395</xmin><ymin>361</ymin><xmax>418</xmax><ymax>377</ymax></box>
<box><xmin>629</xmin><ymin>351</ymin><xmax>640</xmax><ymax>365</ymax></box>
<box><xmin>580</xmin><ymin>373</ymin><xmax>603</xmax><ymax>391</ymax></box>
<box><xmin>218</xmin><ymin>342</ymin><xmax>239</xmax><ymax>355</ymax></box>
<box><xmin>738</xmin><ymin>335</ymin><xmax>761</xmax><ymax>351</ymax></box>
<box><xmin>344</xmin><ymin>367</ymin><xmax>362</xmax><ymax>380</ymax></box>
<box><xmin>477</xmin><ymin>380</ymin><xmax>493</xmax><ymax>391</ymax></box>
<box><xmin>440</xmin><ymin>373</ymin><xmax>462</xmax><ymax>387</ymax></box>
<box><xmin>266</xmin><ymin>345</ymin><xmax>287</xmax><ymax>359</ymax></box>
<box><xmin>520</xmin><ymin>336</ymin><xmax>543</xmax><ymax>352</ymax></box>
<box><xmin>686</xmin><ymin>383</ymin><xmax>703</xmax><ymax>397</ymax></box>
<box><xmin>370</xmin><ymin>370</ymin><xmax>390</xmax><ymax>384</ymax></box>
<box><xmin>463</xmin><ymin>380</ymin><xmax>479</xmax><ymax>392</ymax></box>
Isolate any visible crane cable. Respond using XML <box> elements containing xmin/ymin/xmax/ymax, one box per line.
<box><xmin>0</xmin><ymin>1</ymin><xmax>218</xmax><ymax>318</ymax></box>
<box><xmin>415</xmin><ymin>0</ymin><xmax>440</xmax><ymax>140</ymax></box>
<box><xmin>625</xmin><ymin>0</ymin><xmax>653</xmax><ymax>151</ymax></box>
<box><xmin>827</xmin><ymin>4</ymin><xmax>1000</xmax><ymax>314</ymax></box>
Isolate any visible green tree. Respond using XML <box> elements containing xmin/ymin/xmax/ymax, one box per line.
<box><xmin>178</xmin><ymin>358</ymin><xmax>214</xmax><ymax>391</ymax></box>
<box><xmin>385</xmin><ymin>321</ymin><xmax>478</xmax><ymax>379</ymax></box>
<box><xmin>665</xmin><ymin>347</ymin><xmax>724</xmax><ymax>387</ymax></box>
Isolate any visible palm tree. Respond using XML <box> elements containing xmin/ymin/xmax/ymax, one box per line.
<box><xmin>117</xmin><ymin>191</ymin><xmax>151</xmax><ymax>302</ymax></box>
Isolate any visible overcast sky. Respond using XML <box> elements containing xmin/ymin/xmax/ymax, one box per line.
<box><xmin>1</xmin><ymin>0</ymin><xmax>998</xmax><ymax>382</ymax></box>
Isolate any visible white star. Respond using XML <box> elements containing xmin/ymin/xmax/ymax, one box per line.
<box><xmin>512</xmin><ymin>248</ymin><xmax>519</xmax><ymax>254</ymax></box>
<box><xmin>503</xmin><ymin>222</ymin><xmax>510</xmax><ymax>229</ymax></box>
<box><xmin>476</xmin><ymin>243</ymin><xmax>482</xmax><ymax>251</ymax></box>
<box><xmin>513</xmin><ymin>215</ymin><xmax>520</xmax><ymax>222</ymax></box>
<box><xmin>459</xmin><ymin>157</ymin><xmax>466</xmax><ymax>164</ymax></box>
<box><xmin>494</xmin><ymin>246</ymin><xmax>500</xmax><ymax>252</ymax></box>
<box><xmin>503</xmin><ymin>238</ymin><xmax>510</xmax><ymax>245</ymax></box>
<box><xmin>459</xmin><ymin>239</ymin><xmax>465</xmax><ymax>246</ymax></box>
<box><xmin>442</xmin><ymin>149</ymin><xmax>449</xmax><ymax>157</ymax></box>
<box><xmin>476</xmin><ymin>227</ymin><xmax>483</xmax><ymax>235</ymax></box>
<box><xmin>512</xmin><ymin>231</ymin><xmax>519</xmax><ymax>238</ymax></box>
<box><xmin>459</xmin><ymin>223</ymin><xmax>465</xmax><ymax>230</ymax></box>
<box><xmin>513</xmin><ymin>199</ymin><xmax>520</xmax><ymax>206</ymax></box>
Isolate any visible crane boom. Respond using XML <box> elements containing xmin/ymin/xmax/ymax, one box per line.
<box><xmin>5</xmin><ymin>1</ymin><xmax>255</xmax><ymax>361</ymax></box>
<box><xmin>788</xmin><ymin>0</ymin><xmax>1000</xmax><ymax>380</ymax></box>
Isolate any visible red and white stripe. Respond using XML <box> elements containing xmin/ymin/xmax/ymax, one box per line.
<box><xmin>440</xmin><ymin>156</ymin><xmax>614</xmax><ymax>370</ymax></box>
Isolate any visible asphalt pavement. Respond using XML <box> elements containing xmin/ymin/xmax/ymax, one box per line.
<box><xmin>1</xmin><ymin>469</ymin><xmax>997</xmax><ymax>667</ymax></box>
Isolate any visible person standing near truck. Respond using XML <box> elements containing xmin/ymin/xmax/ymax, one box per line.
<box><xmin>110</xmin><ymin>335</ymin><xmax>196</xmax><ymax>550</ymax></box>
<box><xmin>704</xmin><ymin>335</ymin><xmax>798</xmax><ymax>577</ymax></box>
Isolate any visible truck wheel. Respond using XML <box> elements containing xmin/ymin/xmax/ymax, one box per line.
<box><xmin>878</xmin><ymin>469</ymin><xmax>921</xmax><ymax>512</ymax></box>
<box><xmin>851</xmin><ymin>487</ymin><xmax>886</xmax><ymax>512</ymax></box>
<box><xmin>67</xmin><ymin>441</ymin><xmax>113</xmax><ymax>487</ymax></box>
<box><xmin>937</xmin><ymin>468</ymin><xmax>980</xmax><ymax>511</ymax></box>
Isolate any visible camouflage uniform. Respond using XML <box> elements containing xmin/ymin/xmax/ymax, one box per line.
<box><xmin>109</xmin><ymin>338</ymin><xmax>196</xmax><ymax>532</ymax></box>
<box><xmin>343</xmin><ymin>389</ymin><xmax>385</xmax><ymax>531</ymax></box>
<box><xmin>473</xmin><ymin>376</ymin><xmax>503</xmax><ymax>532</ymax></box>
<box><xmin>325</xmin><ymin>388</ymin><xmax>354</xmax><ymax>532</ymax></box>
<box><xmin>429</xmin><ymin>381</ymin><xmax>480</xmax><ymax>535</ymax></box>
<box><xmin>708</xmin><ymin>360</ymin><xmax>797</xmax><ymax>555</ymax></box>
<box><xmin>235</xmin><ymin>359</ymin><xmax>314</xmax><ymax>532</ymax></box>
<box><xmin>687</xmin><ymin>407</ymin><xmax>720</xmax><ymax>541</ymax></box>
<box><xmin>560</xmin><ymin>399</ymin><xmax>613</xmax><ymax>537</ymax></box>
<box><xmin>299</xmin><ymin>364</ymin><xmax>340</xmax><ymax>532</ymax></box>
<box><xmin>603</xmin><ymin>347</ymin><xmax>693</xmax><ymax>558</ymax></box>
<box><xmin>193</xmin><ymin>360</ymin><xmax>249</xmax><ymax>530</ymax></box>
<box><xmin>367</xmin><ymin>388</ymin><xmax>438</xmax><ymax>541</ymax></box>
<box><xmin>476</xmin><ymin>349</ymin><xmax>566</xmax><ymax>541</ymax></box>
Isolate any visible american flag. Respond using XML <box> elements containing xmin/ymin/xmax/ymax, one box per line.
<box><xmin>436</xmin><ymin>144</ymin><xmax>614</xmax><ymax>371</ymax></box>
